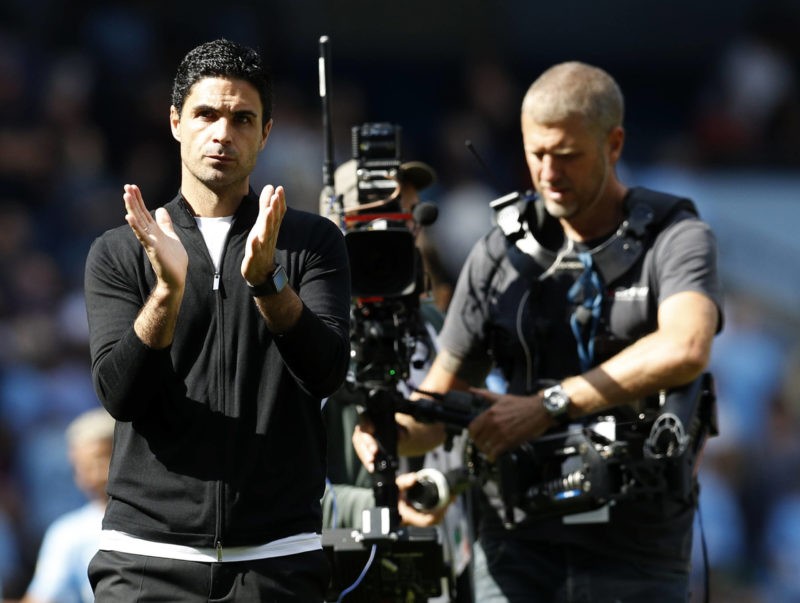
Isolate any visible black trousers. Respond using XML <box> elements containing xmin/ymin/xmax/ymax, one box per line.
<box><xmin>89</xmin><ymin>549</ymin><xmax>330</xmax><ymax>602</ymax></box>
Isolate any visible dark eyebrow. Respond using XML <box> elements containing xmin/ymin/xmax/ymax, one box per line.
<box><xmin>191</xmin><ymin>105</ymin><xmax>258</xmax><ymax>121</ymax></box>
<box><xmin>233</xmin><ymin>109</ymin><xmax>258</xmax><ymax>120</ymax></box>
<box><xmin>192</xmin><ymin>104</ymin><xmax>218</xmax><ymax>115</ymax></box>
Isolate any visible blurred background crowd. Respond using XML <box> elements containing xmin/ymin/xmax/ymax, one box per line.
<box><xmin>1</xmin><ymin>0</ymin><xmax>799</xmax><ymax>601</ymax></box>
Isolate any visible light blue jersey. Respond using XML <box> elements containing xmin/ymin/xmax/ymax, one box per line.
<box><xmin>26</xmin><ymin>502</ymin><xmax>104</xmax><ymax>603</ymax></box>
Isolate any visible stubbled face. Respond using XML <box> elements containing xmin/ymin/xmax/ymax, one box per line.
<box><xmin>170</xmin><ymin>76</ymin><xmax>271</xmax><ymax>195</ymax></box>
<box><xmin>70</xmin><ymin>438</ymin><xmax>113</xmax><ymax>501</ymax></box>
<box><xmin>521</xmin><ymin>112</ymin><xmax>612</xmax><ymax>222</ymax></box>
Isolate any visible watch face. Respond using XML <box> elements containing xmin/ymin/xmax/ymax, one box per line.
<box><xmin>248</xmin><ymin>264</ymin><xmax>288</xmax><ymax>296</ymax></box>
<box><xmin>544</xmin><ymin>386</ymin><xmax>569</xmax><ymax>416</ymax></box>
<box><xmin>272</xmin><ymin>264</ymin><xmax>288</xmax><ymax>293</ymax></box>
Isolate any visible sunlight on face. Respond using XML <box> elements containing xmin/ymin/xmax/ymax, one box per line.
<box><xmin>522</xmin><ymin>112</ymin><xmax>610</xmax><ymax>221</ymax></box>
<box><xmin>170</xmin><ymin>77</ymin><xmax>271</xmax><ymax>196</ymax></box>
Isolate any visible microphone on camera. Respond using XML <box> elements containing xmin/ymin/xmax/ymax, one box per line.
<box><xmin>412</xmin><ymin>202</ymin><xmax>438</xmax><ymax>226</ymax></box>
<box><xmin>404</xmin><ymin>467</ymin><xmax>472</xmax><ymax>512</ymax></box>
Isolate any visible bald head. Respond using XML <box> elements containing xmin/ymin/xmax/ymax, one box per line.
<box><xmin>522</xmin><ymin>62</ymin><xmax>624</xmax><ymax>137</ymax></box>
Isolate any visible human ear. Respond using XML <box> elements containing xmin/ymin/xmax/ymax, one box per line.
<box><xmin>608</xmin><ymin>126</ymin><xmax>624</xmax><ymax>162</ymax></box>
<box><xmin>170</xmin><ymin>105</ymin><xmax>182</xmax><ymax>142</ymax></box>
<box><xmin>260</xmin><ymin>118</ymin><xmax>274</xmax><ymax>150</ymax></box>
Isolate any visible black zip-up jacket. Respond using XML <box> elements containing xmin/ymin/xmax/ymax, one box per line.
<box><xmin>84</xmin><ymin>190</ymin><xmax>351</xmax><ymax>548</ymax></box>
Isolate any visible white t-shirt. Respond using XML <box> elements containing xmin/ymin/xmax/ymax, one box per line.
<box><xmin>195</xmin><ymin>215</ymin><xmax>234</xmax><ymax>272</ymax></box>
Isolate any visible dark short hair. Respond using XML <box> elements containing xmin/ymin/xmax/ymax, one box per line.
<box><xmin>171</xmin><ymin>39</ymin><xmax>273</xmax><ymax>125</ymax></box>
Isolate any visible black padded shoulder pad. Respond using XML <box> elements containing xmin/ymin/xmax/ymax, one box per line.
<box><xmin>625</xmin><ymin>187</ymin><xmax>698</xmax><ymax>235</ymax></box>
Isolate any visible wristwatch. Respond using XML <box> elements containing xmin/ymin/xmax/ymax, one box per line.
<box><xmin>542</xmin><ymin>384</ymin><xmax>571</xmax><ymax>422</ymax></box>
<box><xmin>247</xmin><ymin>264</ymin><xmax>288</xmax><ymax>297</ymax></box>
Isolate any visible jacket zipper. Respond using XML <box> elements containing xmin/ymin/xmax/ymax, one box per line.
<box><xmin>215</xmin><ymin>271</ymin><xmax>225</xmax><ymax>554</ymax></box>
<box><xmin>212</xmin><ymin>219</ymin><xmax>233</xmax><ymax>557</ymax></box>
<box><xmin>190</xmin><ymin>209</ymin><xmax>234</xmax><ymax>556</ymax></box>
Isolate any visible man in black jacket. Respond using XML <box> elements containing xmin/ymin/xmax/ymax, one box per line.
<box><xmin>83</xmin><ymin>39</ymin><xmax>351</xmax><ymax>601</ymax></box>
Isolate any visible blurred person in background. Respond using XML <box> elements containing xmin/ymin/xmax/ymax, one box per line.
<box><xmin>19</xmin><ymin>407</ymin><xmax>114</xmax><ymax>603</ymax></box>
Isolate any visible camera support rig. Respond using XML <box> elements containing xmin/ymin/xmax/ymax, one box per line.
<box><xmin>397</xmin><ymin>373</ymin><xmax>718</xmax><ymax>528</ymax></box>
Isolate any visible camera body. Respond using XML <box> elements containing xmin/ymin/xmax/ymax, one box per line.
<box><xmin>343</xmin><ymin>122</ymin><xmax>418</xmax><ymax>300</ymax></box>
<box><xmin>339</xmin><ymin>122</ymin><xmax>427</xmax><ymax>387</ymax></box>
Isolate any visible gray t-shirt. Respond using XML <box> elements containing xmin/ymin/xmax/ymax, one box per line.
<box><xmin>438</xmin><ymin>188</ymin><xmax>723</xmax><ymax>570</ymax></box>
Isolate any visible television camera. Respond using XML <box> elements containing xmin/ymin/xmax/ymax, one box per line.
<box><xmin>321</xmin><ymin>122</ymin><xmax>448</xmax><ymax>600</ymax></box>
<box><xmin>318</xmin><ymin>37</ymin><xmax>447</xmax><ymax>603</ymax></box>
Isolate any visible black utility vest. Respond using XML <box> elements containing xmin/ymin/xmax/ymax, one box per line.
<box><xmin>488</xmin><ymin>187</ymin><xmax>697</xmax><ymax>394</ymax></box>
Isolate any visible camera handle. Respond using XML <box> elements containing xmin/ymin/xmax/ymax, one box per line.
<box><xmin>361</xmin><ymin>386</ymin><xmax>403</xmax><ymax>537</ymax></box>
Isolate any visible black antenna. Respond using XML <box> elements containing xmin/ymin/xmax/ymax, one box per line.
<box><xmin>318</xmin><ymin>35</ymin><xmax>343</xmax><ymax>227</ymax></box>
<box><xmin>465</xmin><ymin>139</ymin><xmax>499</xmax><ymax>189</ymax></box>
<box><xmin>319</xmin><ymin>35</ymin><xmax>334</xmax><ymax>190</ymax></box>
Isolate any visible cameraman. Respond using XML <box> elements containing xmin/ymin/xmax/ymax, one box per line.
<box><xmin>355</xmin><ymin>62</ymin><xmax>722</xmax><ymax>602</ymax></box>
<box><xmin>323</xmin><ymin>160</ymin><xmax>470</xmax><ymax>600</ymax></box>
